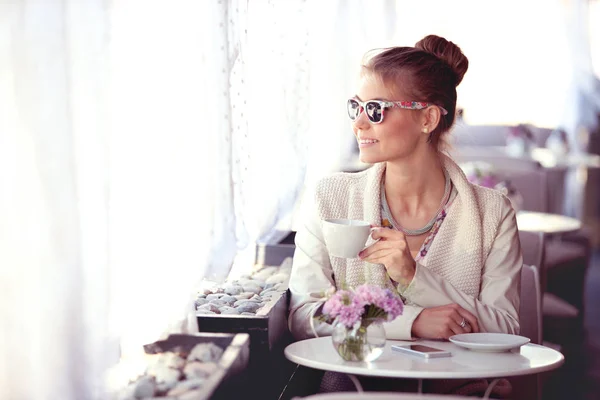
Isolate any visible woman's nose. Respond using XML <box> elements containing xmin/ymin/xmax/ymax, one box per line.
<box><xmin>353</xmin><ymin>108</ymin><xmax>371</xmax><ymax>130</ymax></box>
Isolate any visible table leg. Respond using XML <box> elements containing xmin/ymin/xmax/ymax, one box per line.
<box><xmin>346</xmin><ymin>374</ymin><xmax>363</xmax><ymax>393</ymax></box>
<box><xmin>483</xmin><ymin>378</ymin><xmax>500</xmax><ymax>399</ymax></box>
<box><xmin>418</xmin><ymin>379</ymin><xmax>423</xmax><ymax>394</ymax></box>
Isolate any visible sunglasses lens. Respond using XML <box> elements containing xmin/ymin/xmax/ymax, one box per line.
<box><xmin>365</xmin><ymin>102</ymin><xmax>382</xmax><ymax>123</ymax></box>
<box><xmin>347</xmin><ymin>99</ymin><xmax>360</xmax><ymax>120</ymax></box>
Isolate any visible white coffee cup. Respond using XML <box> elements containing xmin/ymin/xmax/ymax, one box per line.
<box><xmin>321</xmin><ymin>219</ymin><xmax>373</xmax><ymax>259</ymax></box>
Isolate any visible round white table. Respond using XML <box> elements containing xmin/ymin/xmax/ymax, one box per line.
<box><xmin>516</xmin><ymin>211</ymin><xmax>582</xmax><ymax>235</ymax></box>
<box><xmin>285</xmin><ymin>337</ymin><xmax>564</xmax><ymax>395</ymax></box>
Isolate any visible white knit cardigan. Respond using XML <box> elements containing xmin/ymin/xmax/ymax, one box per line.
<box><xmin>288</xmin><ymin>154</ymin><xmax>522</xmax><ymax>340</ymax></box>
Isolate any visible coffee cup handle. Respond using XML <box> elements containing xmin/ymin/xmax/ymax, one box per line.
<box><xmin>361</xmin><ymin>228</ymin><xmax>381</xmax><ymax>251</ymax></box>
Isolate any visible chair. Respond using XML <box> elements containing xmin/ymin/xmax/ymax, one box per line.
<box><xmin>511</xmin><ymin>264</ymin><xmax>542</xmax><ymax>400</ymax></box>
<box><xmin>452</xmin><ymin>151</ymin><xmax>549</xmax><ymax>213</ymax></box>
<box><xmin>517</xmin><ymin>230</ymin><xmax>580</xmax><ymax>332</ymax></box>
<box><xmin>520</xmin><ymin>264</ymin><xmax>542</xmax><ymax>345</ymax></box>
<box><xmin>450</xmin><ymin>123</ymin><xmax>512</xmax><ymax>147</ymax></box>
<box><xmin>519</xmin><ymin>230</ymin><xmax>545</xmax><ymax>284</ymax></box>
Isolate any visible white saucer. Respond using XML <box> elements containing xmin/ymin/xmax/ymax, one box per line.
<box><xmin>449</xmin><ymin>333</ymin><xmax>530</xmax><ymax>352</ymax></box>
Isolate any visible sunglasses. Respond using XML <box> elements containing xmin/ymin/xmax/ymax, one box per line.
<box><xmin>347</xmin><ymin>98</ymin><xmax>449</xmax><ymax>124</ymax></box>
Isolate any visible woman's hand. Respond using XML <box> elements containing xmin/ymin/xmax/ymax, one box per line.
<box><xmin>412</xmin><ymin>304</ymin><xmax>480</xmax><ymax>339</ymax></box>
<box><xmin>358</xmin><ymin>227</ymin><xmax>415</xmax><ymax>286</ymax></box>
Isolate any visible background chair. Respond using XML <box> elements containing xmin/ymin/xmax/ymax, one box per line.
<box><xmin>520</xmin><ymin>264</ymin><xmax>542</xmax><ymax>346</ymax></box>
<box><xmin>510</xmin><ymin>264</ymin><xmax>542</xmax><ymax>400</ymax></box>
<box><xmin>450</xmin><ymin>124</ymin><xmax>512</xmax><ymax>147</ymax></box>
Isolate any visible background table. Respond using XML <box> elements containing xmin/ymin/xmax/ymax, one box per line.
<box><xmin>516</xmin><ymin>211</ymin><xmax>582</xmax><ymax>235</ymax></box>
<box><xmin>285</xmin><ymin>337</ymin><xmax>564</xmax><ymax>381</ymax></box>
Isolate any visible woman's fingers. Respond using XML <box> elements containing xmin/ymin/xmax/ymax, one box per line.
<box><xmin>456</xmin><ymin>308</ymin><xmax>480</xmax><ymax>333</ymax></box>
<box><xmin>448</xmin><ymin>319</ymin><xmax>467</xmax><ymax>336</ymax></box>
<box><xmin>370</xmin><ymin>227</ymin><xmax>406</xmax><ymax>241</ymax></box>
<box><xmin>449</xmin><ymin>312</ymin><xmax>471</xmax><ymax>333</ymax></box>
<box><xmin>358</xmin><ymin>240</ymin><xmax>402</xmax><ymax>259</ymax></box>
<box><xmin>359</xmin><ymin>248</ymin><xmax>394</xmax><ymax>262</ymax></box>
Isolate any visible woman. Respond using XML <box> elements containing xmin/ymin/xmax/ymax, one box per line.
<box><xmin>288</xmin><ymin>35</ymin><xmax>522</xmax><ymax>396</ymax></box>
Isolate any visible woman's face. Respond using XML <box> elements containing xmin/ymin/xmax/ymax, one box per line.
<box><xmin>352</xmin><ymin>73</ymin><xmax>428</xmax><ymax>164</ymax></box>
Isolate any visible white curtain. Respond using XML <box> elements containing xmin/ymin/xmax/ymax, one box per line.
<box><xmin>226</xmin><ymin>0</ymin><xmax>313</xmax><ymax>275</ymax></box>
<box><xmin>107</xmin><ymin>0</ymin><xmax>236</xmax><ymax>370</ymax></box>
<box><xmin>0</xmin><ymin>1</ymin><xmax>112</xmax><ymax>398</ymax></box>
<box><xmin>559</xmin><ymin>0</ymin><xmax>600</xmax><ymax>153</ymax></box>
<box><xmin>0</xmin><ymin>0</ymin><xmax>237</xmax><ymax>397</ymax></box>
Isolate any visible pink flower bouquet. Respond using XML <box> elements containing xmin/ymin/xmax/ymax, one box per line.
<box><xmin>316</xmin><ymin>284</ymin><xmax>404</xmax><ymax>361</ymax></box>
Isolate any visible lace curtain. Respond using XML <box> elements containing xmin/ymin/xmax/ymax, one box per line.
<box><xmin>559</xmin><ymin>0</ymin><xmax>600</xmax><ymax>153</ymax></box>
<box><xmin>0</xmin><ymin>2</ymin><xmax>113</xmax><ymax>398</ymax></box>
<box><xmin>0</xmin><ymin>0</ymin><xmax>239</xmax><ymax>397</ymax></box>
<box><xmin>0</xmin><ymin>0</ymin><xmax>352</xmax><ymax>397</ymax></box>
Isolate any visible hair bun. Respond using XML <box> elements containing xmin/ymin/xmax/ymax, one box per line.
<box><xmin>415</xmin><ymin>35</ymin><xmax>468</xmax><ymax>86</ymax></box>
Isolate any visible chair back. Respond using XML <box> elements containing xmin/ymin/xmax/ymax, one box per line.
<box><xmin>519</xmin><ymin>264</ymin><xmax>542</xmax><ymax>345</ymax></box>
<box><xmin>454</xmin><ymin>152</ymin><xmax>549</xmax><ymax>212</ymax></box>
<box><xmin>515</xmin><ymin>264</ymin><xmax>543</xmax><ymax>400</ymax></box>
<box><xmin>518</xmin><ymin>231</ymin><xmax>545</xmax><ymax>270</ymax></box>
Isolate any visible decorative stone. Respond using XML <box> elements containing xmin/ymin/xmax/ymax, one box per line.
<box><xmin>265</xmin><ymin>273</ymin><xmax>289</xmax><ymax>285</ymax></box>
<box><xmin>241</xmin><ymin>284</ymin><xmax>262</xmax><ymax>294</ymax></box>
<box><xmin>208</xmin><ymin>299</ymin><xmax>227</xmax><ymax>307</ymax></box>
<box><xmin>233</xmin><ymin>299</ymin><xmax>261</xmax><ymax>307</ymax></box>
<box><xmin>133</xmin><ymin>375</ymin><xmax>156</xmax><ymax>399</ymax></box>
<box><xmin>194</xmin><ymin>298</ymin><xmax>208</xmax><ymax>307</ymax></box>
<box><xmin>218</xmin><ymin>306</ymin><xmax>240</xmax><ymax>315</ymax></box>
<box><xmin>187</xmin><ymin>342</ymin><xmax>224</xmax><ymax>363</ymax></box>
<box><xmin>241</xmin><ymin>312</ymin><xmax>256</xmax><ymax>316</ymax></box>
<box><xmin>219</xmin><ymin>295</ymin><xmax>237</xmax><ymax>305</ymax></box>
<box><xmin>223</xmin><ymin>284</ymin><xmax>244</xmax><ymax>296</ymax></box>
<box><xmin>197</xmin><ymin>303</ymin><xmax>221</xmax><ymax>314</ymax></box>
<box><xmin>167</xmin><ymin>378</ymin><xmax>206</xmax><ymax>397</ymax></box>
<box><xmin>236</xmin><ymin>302</ymin><xmax>261</xmax><ymax>313</ymax></box>
<box><xmin>239</xmin><ymin>277</ymin><xmax>265</xmax><ymax>286</ymax></box>
<box><xmin>154</xmin><ymin>352</ymin><xmax>186</xmax><ymax>370</ymax></box>
<box><xmin>234</xmin><ymin>292</ymin><xmax>254</xmax><ymax>300</ymax></box>
<box><xmin>196</xmin><ymin>310</ymin><xmax>216</xmax><ymax>315</ymax></box>
<box><xmin>183</xmin><ymin>361</ymin><xmax>219</xmax><ymax>379</ymax></box>
<box><xmin>154</xmin><ymin>366</ymin><xmax>181</xmax><ymax>393</ymax></box>
<box><xmin>206</xmin><ymin>293</ymin><xmax>226</xmax><ymax>301</ymax></box>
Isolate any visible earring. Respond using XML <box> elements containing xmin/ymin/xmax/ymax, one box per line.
<box><xmin>422</xmin><ymin>128</ymin><xmax>429</xmax><ymax>134</ymax></box>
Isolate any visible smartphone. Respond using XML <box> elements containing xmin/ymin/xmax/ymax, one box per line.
<box><xmin>391</xmin><ymin>344</ymin><xmax>452</xmax><ymax>358</ymax></box>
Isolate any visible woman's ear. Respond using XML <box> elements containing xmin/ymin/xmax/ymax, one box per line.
<box><xmin>422</xmin><ymin>106</ymin><xmax>441</xmax><ymax>134</ymax></box>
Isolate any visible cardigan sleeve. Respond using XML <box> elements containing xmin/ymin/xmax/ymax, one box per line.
<box><xmin>402</xmin><ymin>197</ymin><xmax>522</xmax><ymax>335</ymax></box>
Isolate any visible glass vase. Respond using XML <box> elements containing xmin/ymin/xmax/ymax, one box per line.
<box><xmin>331</xmin><ymin>319</ymin><xmax>386</xmax><ymax>362</ymax></box>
